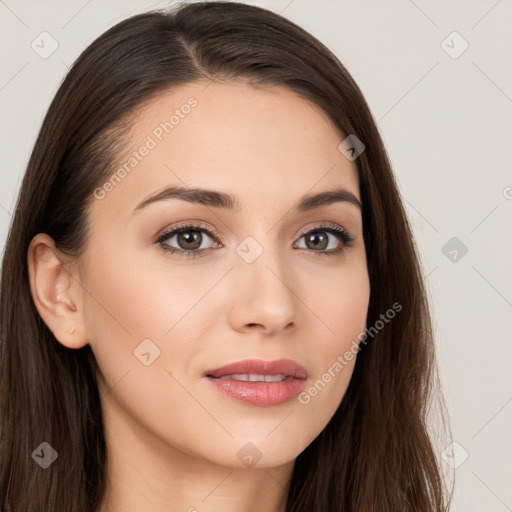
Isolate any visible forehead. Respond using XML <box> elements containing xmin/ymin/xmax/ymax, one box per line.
<box><xmin>91</xmin><ymin>80</ymin><xmax>360</xmax><ymax>218</ymax></box>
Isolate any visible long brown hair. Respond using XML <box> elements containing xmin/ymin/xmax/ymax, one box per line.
<box><xmin>0</xmin><ymin>2</ymin><xmax>453</xmax><ymax>510</ymax></box>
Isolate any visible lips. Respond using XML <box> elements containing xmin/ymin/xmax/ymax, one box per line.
<box><xmin>205</xmin><ymin>358</ymin><xmax>308</xmax><ymax>380</ymax></box>
<box><xmin>204</xmin><ymin>358</ymin><xmax>308</xmax><ymax>406</ymax></box>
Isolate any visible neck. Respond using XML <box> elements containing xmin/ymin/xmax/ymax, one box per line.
<box><xmin>97</xmin><ymin>397</ymin><xmax>294</xmax><ymax>512</ymax></box>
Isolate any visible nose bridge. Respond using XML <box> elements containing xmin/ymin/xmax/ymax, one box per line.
<box><xmin>230</xmin><ymin>233</ymin><xmax>297</xmax><ymax>331</ymax></box>
<box><xmin>236</xmin><ymin>230</ymin><xmax>288</xmax><ymax>281</ymax></box>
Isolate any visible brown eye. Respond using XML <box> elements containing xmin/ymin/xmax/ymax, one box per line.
<box><xmin>156</xmin><ymin>223</ymin><xmax>220</xmax><ymax>257</ymax></box>
<box><xmin>295</xmin><ymin>224</ymin><xmax>355</xmax><ymax>257</ymax></box>
<box><xmin>303</xmin><ymin>231</ymin><xmax>329</xmax><ymax>251</ymax></box>
<box><xmin>175</xmin><ymin>230</ymin><xmax>203</xmax><ymax>250</ymax></box>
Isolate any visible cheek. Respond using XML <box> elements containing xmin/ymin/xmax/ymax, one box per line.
<box><xmin>81</xmin><ymin>248</ymin><xmax>213</xmax><ymax>451</ymax></box>
<box><xmin>294</xmin><ymin>259</ymin><xmax>369</xmax><ymax>426</ymax></box>
<box><xmin>81</xmin><ymin>242</ymin><xmax>213</xmax><ymax>395</ymax></box>
<box><xmin>83</xmin><ymin>240</ymin><xmax>215</xmax><ymax>341</ymax></box>
<box><xmin>306</xmin><ymin>252</ymin><xmax>370</xmax><ymax>343</ymax></box>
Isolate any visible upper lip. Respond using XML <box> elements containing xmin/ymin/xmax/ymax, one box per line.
<box><xmin>205</xmin><ymin>358</ymin><xmax>308</xmax><ymax>380</ymax></box>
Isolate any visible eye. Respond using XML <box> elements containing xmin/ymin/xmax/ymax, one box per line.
<box><xmin>155</xmin><ymin>221</ymin><xmax>355</xmax><ymax>258</ymax></box>
<box><xmin>156</xmin><ymin>222</ymin><xmax>220</xmax><ymax>258</ymax></box>
<box><xmin>295</xmin><ymin>223</ymin><xmax>355</xmax><ymax>257</ymax></box>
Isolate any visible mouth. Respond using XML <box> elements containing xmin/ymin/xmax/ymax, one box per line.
<box><xmin>210</xmin><ymin>373</ymin><xmax>293</xmax><ymax>382</ymax></box>
<box><xmin>204</xmin><ymin>358</ymin><xmax>308</xmax><ymax>407</ymax></box>
<box><xmin>205</xmin><ymin>358</ymin><xmax>308</xmax><ymax>380</ymax></box>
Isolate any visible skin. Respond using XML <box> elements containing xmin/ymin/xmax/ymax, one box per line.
<box><xmin>27</xmin><ymin>80</ymin><xmax>370</xmax><ymax>512</ymax></box>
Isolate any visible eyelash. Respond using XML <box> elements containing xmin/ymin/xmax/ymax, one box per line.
<box><xmin>155</xmin><ymin>221</ymin><xmax>355</xmax><ymax>259</ymax></box>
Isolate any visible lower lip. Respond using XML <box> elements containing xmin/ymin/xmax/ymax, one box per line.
<box><xmin>205</xmin><ymin>376</ymin><xmax>306</xmax><ymax>406</ymax></box>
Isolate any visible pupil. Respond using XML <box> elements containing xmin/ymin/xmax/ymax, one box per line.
<box><xmin>178</xmin><ymin>231</ymin><xmax>201</xmax><ymax>250</ymax></box>
<box><xmin>307</xmin><ymin>232</ymin><xmax>327</xmax><ymax>250</ymax></box>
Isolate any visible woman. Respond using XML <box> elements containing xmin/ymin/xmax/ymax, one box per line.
<box><xmin>0</xmin><ymin>2</ymin><xmax>453</xmax><ymax>510</ymax></box>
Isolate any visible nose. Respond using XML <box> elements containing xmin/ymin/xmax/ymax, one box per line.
<box><xmin>228</xmin><ymin>245</ymin><xmax>298</xmax><ymax>336</ymax></box>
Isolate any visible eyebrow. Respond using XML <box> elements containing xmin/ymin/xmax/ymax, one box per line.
<box><xmin>132</xmin><ymin>185</ymin><xmax>362</xmax><ymax>215</ymax></box>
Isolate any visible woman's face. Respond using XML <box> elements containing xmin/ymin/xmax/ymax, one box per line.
<box><xmin>71</xmin><ymin>80</ymin><xmax>370</xmax><ymax>468</ymax></box>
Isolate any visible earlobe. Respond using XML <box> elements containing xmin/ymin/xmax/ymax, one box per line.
<box><xmin>27</xmin><ymin>233</ymin><xmax>88</xmax><ymax>349</ymax></box>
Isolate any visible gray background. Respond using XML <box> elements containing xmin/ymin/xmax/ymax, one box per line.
<box><xmin>1</xmin><ymin>0</ymin><xmax>511</xmax><ymax>510</ymax></box>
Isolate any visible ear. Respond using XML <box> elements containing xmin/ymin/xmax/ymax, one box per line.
<box><xmin>27</xmin><ymin>233</ymin><xmax>88</xmax><ymax>349</ymax></box>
